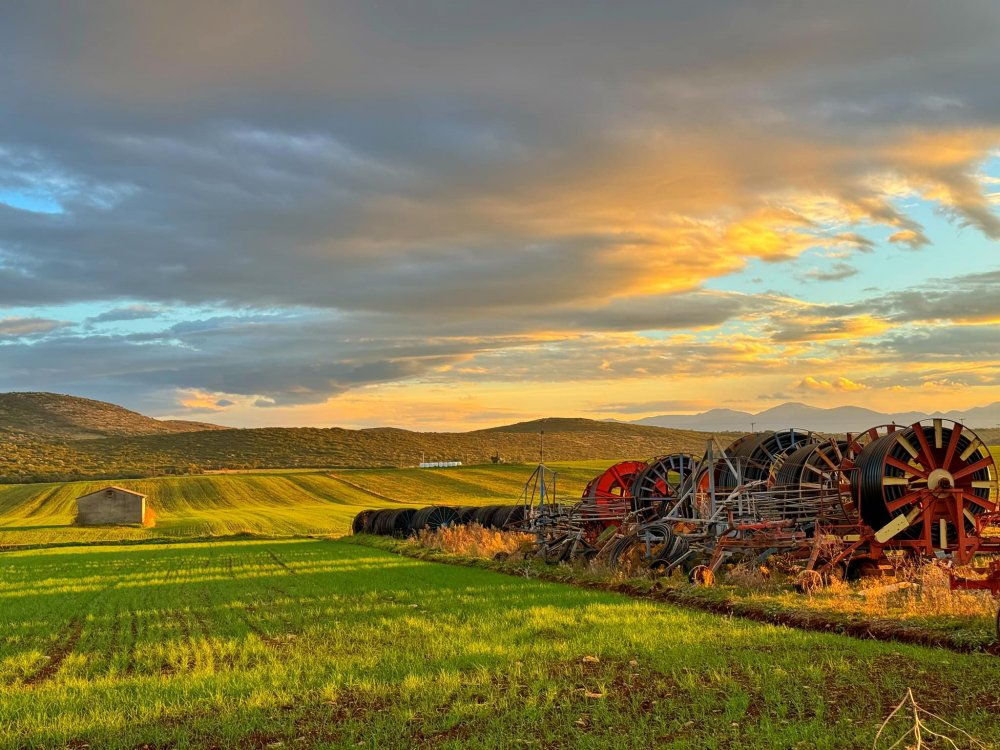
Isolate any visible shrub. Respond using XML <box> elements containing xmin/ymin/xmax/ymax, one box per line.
<box><xmin>408</xmin><ymin>523</ymin><xmax>534</xmax><ymax>559</ymax></box>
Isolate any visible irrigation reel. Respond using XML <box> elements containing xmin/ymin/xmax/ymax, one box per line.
<box><xmin>514</xmin><ymin>419</ymin><xmax>1000</xmax><ymax>599</ymax></box>
<box><xmin>352</xmin><ymin>417</ymin><xmax>1000</xmax><ymax>626</ymax></box>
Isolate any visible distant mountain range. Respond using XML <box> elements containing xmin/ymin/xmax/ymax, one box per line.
<box><xmin>631</xmin><ymin>402</ymin><xmax>1000</xmax><ymax>433</ymax></box>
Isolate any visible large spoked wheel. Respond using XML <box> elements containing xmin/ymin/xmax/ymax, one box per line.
<box><xmin>690</xmin><ymin>565</ymin><xmax>715</xmax><ymax>587</ymax></box>
<box><xmin>583</xmin><ymin>461</ymin><xmax>647</xmax><ymax>524</ymax></box>
<box><xmin>772</xmin><ymin>439</ymin><xmax>851</xmax><ymax>524</ymax></box>
<box><xmin>717</xmin><ymin>428</ymin><xmax>818</xmax><ymax>490</ymax></box>
<box><xmin>851</xmin><ymin>420</ymin><xmax>998</xmax><ymax>548</ymax></box>
<box><xmin>631</xmin><ymin>454</ymin><xmax>697</xmax><ymax>513</ymax></box>
<box><xmin>351</xmin><ymin>509</ymin><xmax>373</xmax><ymax>534</ymax></box>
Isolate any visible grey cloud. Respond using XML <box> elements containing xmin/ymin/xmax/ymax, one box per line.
<box><xmin>800</xmin><ymin>262</ymin><xmax>858</xmax><ymax>282</ymax></box>
<box><xmin>880</xmin><ymin>270</ymin><xmax>1000</xmax><ymax>324</ymax></box>
<box><xmin>807</xmin><ymin>269</ymin><xmax>1000</xmax><ymax>325</ymax></box>
<box><xmin>0</xmin><ymin>316</ymin><xmax>67</xmax><ymax>338</ymax></box>
<box><xmin>768</xmin><ymin>318</ymin><xmax>864</xmax><ymax>344</ymax></box>
<box><xmin>85</xmin><ymin>304</ymin><xmax>164</xmax><ymax>325</ymax></box>
<box><xmin>0</xmin><ymin>322</ymin><xmax>473</xmax><ymax>408</ymax></box>
<box><xmin>881</xmin><ymin>325</ymin><xmax>1000</xmax><ymax>360</ymax></box>
<box><xmin>1</xmin><ymin>2</ymin><xmax>999</xmax><ymax>410</ymax></box>
<box><xmin>0</xmin><ymin>296</ymin><xmax>771</xmax><ymax>411</ymax></box>
<box><xmin>0</xmin><ymin>3</ymin><xmax>997</xmax><ymax>313</ymax></box>
<box><xmin>588</xmin><ymin>400</ymin><xmax>707</xmax><ymax>415</ymax></box>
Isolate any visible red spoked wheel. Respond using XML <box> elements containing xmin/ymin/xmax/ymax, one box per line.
<box><xmin>851</xmin><ymin>419</ymin><xmax>999</xmax><ymax>560</ymax></box>
<box><xmin>582</xmin><ymin>460</ymin><xmax>648</xmax><ymax>524</ymax></box>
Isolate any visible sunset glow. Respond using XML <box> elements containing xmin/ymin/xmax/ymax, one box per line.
<box><xmin>2</xmin><ymin>3</ymin><xmax>999</xmax><ymax>429</ymax></box>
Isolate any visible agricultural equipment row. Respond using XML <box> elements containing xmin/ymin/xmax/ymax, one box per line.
<box><xmin>350</xmin><ymin>417</ymin><xmax>999</xmax><ymax>633</ymax></box>
<box><xmin>520</xmin><ymin>420</ymin><xmax>1000</xmax><ymax>600</ymax></box>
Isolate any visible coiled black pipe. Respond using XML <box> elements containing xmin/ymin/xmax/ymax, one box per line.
<box><xmin>471</xmin><ymin>504</ymin><xmax>503</xmax><ymax>527</ymax></box>
<box><xmin>388</xmin><ymin>508</ymin><xmax>417</xmax><ymax>536</ymax></box>
<box><xmin>353</xmin><ymin>503</ymin><xmax>526</xmax><ymax>535</ymax></box>
<box><xmin>492</xmin><ymin>505</ymin><xmax>526</xmax><ymax>529</ymax></box>
<box><xmin>410</xmin><ymin>505</ymin><xmax>461</xmax><ymax>533</ymax></box>
<box><xmin>631</xmin><ymin>454</ymin><xmax>697</xmax><ymax>512</ymax></box>
<box><xmin>362</xmin><ymin>509</ymin><xmax>387</xmax><ymax>534</ymax></box>
<box><xmin>773</xmin><ymin>444</ymin><xmax>815</xmax><ymax>487</ymax></box>
<box><xmin>352</xmin><ymin>509</ymin><xmax>373</xmax><ymax>534</ymax></box>
<box><xmin>853</xmin><ymin>424</ymin><xmax>994</xmax><ymax>542</ymax></box>
<box><xmin>716</xmin><ymin>432</ymin><xmax>774</xmax><ymax>489</ymax></box>
<box><xmin>718</xmin><ymin>429</ymin><xmax>817</xmax><ymax>489</ymax></box>
<box><xmin>852</xmin><ymin>432</ymin><xmax>906</xmax><ymax>532</ymax></box>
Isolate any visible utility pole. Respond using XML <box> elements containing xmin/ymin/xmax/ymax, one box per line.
<box><xmin>750</xmin><ymin>421</ymin><xmax>756</xmax><ymax>433</ymax></box>
<box><xmin>539</xmin><ymin>421</ymin><xmax>545</xmax><ymax>464</ymax></box>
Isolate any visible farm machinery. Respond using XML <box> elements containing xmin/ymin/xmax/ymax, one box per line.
<box><xmin>350</xmin><ymin>417</ymin><xmax>1000</xmax><ymax>633</ymax></box>
<box><xmin>520</xmin><ymin>420</ymin><xmax>1000</xmax><ymax>616</ymax></box>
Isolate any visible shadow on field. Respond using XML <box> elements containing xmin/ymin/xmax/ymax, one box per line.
<box><xmin>5</xmin><ymin>537</ymin><xmax>1000</xmax><ymax>750</ymax></box>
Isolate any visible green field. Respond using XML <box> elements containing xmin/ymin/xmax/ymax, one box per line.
<box><xmin>2</xmin><ymin>537</ymin><xmax>999</xmax><ymax>749</ymax></box>
<box><xmin>0</xmin><ymin>463</ymin><xmax>606</xmax><ymax>548</ymax></box>
<box><xmin>2</xmin><ymin>453</ymin><xmax>998</xmax><ymax>549</ymax></box>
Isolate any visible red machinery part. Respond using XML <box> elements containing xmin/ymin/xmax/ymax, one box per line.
<box><xmin>582</xmin><ymin>460</ymin><xmax>647</xmax><ymax>523</ymax></box>
<box><xmin>850</xmin><ymin>419</ymin><xmax>999</xmax><ymax>563</ymax></box>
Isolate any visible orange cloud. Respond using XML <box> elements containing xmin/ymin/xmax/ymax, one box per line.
<box><xmin>797</xmin><ymin>376</ymin><xmax>868</xmax><ymax>392</ymax></box>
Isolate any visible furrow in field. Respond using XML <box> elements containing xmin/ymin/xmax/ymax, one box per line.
<box><xmin>23</xmin><ymin>617</ymin><xmax>83</xmax><ymax>687</ymax></box>
<box><xmin>325</xmin><ymin>472</ymin><xmax>409</xmax><ymax>504</ymax></box>
<box><xmin>2</xmin><ymin>538</ymin><xmax>1000</xmax><ymax>749</ymax></box>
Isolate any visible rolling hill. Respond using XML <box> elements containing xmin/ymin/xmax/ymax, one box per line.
<box><xmin>0</xmin><ymin>392</ymin><xmax>225</xmax><ymax>439</ymax></box>
<box><xmin>3</xmin><ymin>392</ymin><xmax>994</xmax><ymax>486</ymax></box>
<box><xmin>0</xmin><ymin>393</ymin><xmax>726</xmax><ymax>483</ymax></box>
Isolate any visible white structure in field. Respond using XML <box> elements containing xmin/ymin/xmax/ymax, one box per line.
<box><xmin>76</xmin><ymin>486</ymin><xmax>149</xmax><ymax>525</ymax></box>
<box><xmin>419</xmin><ymin>461</ymin><xmax>462</xmax><ymax>468</ymax></box>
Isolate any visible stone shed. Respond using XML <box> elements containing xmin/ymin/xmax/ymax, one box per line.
<box><xmin>76</xmin><ymin>486</ymin><xmax>149</xmax><ymax>526</ymax></box>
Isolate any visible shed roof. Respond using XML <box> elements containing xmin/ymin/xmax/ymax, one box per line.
<box><xmin>77</xmin><ymin>486</ymin><xmax>148</xmax><ymax>500</ymax></box>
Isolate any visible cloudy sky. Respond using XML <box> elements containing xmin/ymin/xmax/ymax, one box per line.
<box><xmin>2</xmin><ymin>2</ymin><xmax>999</xmax><ymax>429</ymax></box>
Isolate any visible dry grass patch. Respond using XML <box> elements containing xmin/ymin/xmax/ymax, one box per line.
<box><xmin>406</xmin><ymin>523</ymin><xmax>534</xmax><ymax>559</ymax></box>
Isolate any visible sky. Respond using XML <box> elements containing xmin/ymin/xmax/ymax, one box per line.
<box><xmin>1</xmin><ymin>1</ymin><xmax>1000</xmax><ymax>430</ymax></box>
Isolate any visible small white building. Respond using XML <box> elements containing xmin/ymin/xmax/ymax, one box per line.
<box><xmin>419</xmin><ymin>461</ymin><xmax>463</xmax><ymax>469</ymax></box>
<box><xmin>76</xmin><ymin>486</ymin><xmax>149</xmax><ymax>526</ymax></box>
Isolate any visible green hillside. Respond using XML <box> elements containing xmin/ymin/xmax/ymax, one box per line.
<box><xmin>1</xmin><ymin>417</ymin><xmax>720</xmax><ymax>483</ymax></box>
<box><xmin>0</xmin><ymin>392</ymin><xmax>224</xmax><ymax>440</ymax></box>
<box><xmin>0</xmin><ymin>462</ymin><xmax>604</xmax><ymax>548</ymax></box>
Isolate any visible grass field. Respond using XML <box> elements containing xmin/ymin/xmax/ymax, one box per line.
<box><xmin>2</xmin><ymin>537</ymin><xmax>999</xmax><ymax>749</ymax></box>
<box><xmin>0</xmin><ymin>463</ymin><xmax>604</xmax><ymax>548</ymax></box>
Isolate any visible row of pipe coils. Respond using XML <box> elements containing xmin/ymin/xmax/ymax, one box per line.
<box><xmin>352</xmin><ymin>504</ymin><xmax>526</xmax><ymax>537</ymax></box>
<box><xmin>578</xmin><ymin>420</ymin><xmax>998</xmax><ymax>554</ymax></box>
